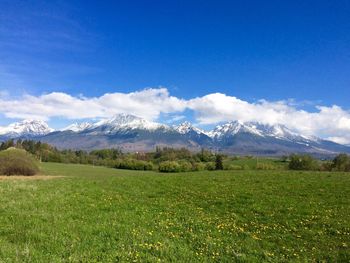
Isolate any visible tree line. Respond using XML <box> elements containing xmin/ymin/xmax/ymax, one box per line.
<box><xmin>288</xmin><ymin>154</ymin><xmax>350</xmax><ymax>172</ymax></box>
<box><xmin>0</xmin><ymin>140</ymin><xmax>225</xmax><ymax>172</ymax></box>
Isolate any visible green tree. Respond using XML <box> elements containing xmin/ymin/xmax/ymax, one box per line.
<box><xmin>288</xmin><ymin>154</ymin><xmax>318</xmax><ymax>171</ymax></box>
<box><xmin>215</xmin><ymin>154</ymin><xmax>224</xmax><ymax>170</ymax></box>
<box><xmin>332</xmin><ymin>154</ymin><xmax>350</xmax><ymax>172</ymax></box>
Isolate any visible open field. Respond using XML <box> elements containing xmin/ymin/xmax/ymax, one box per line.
<box><xmin>224</xmin><ymin>157</ymin><xmax>288</xmax><ymax>170</ymax></box>
<box><xmin>0</xmin><ymin>163</ymin><xmax>349</xmax><ymax>262</ymax></box>
<box><xmin>0</xmin><ymin>175</ymin><xmax>64</xmax><ymax>180</ymax></box>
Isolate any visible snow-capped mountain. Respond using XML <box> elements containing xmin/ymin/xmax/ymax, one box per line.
<box><xmin>246</xmin><ymin>122</ymin><xmax>315</xmax><ymax>142</ymax></box>
<box><xmin>207</xmin><ymin>120</ymin><xmax>350</xmax><ymax>155</ymax></box>
<box><xmin>89</xmin><ymin>114</ymin><xmax>170</xmax><ymax>135</ymax></box>
<box><xmin>174</xmin><ymin>121</ymin><xmax>207</xmax><ymax>135</ymax></box>
<box><xmin>0</xmin><ymin>119</ymin><xmax>54</xmax><ymax>138</ymax></box>
<box><xmin>208</xmin><ymin>121</ymin><xmax>315</xmax><ymax>144</ymax></box>
<box><xmin>62</xmin><ymin>122</ymin><xmax>93</xmax><ymax>132</ymax></box>
<box><xmin>0</xmin><ymin>115</ymin><xmax>349</xmax><ymax>156</ymax></box>
<box><xmin>208</xmin><ymin>121</ymin><xmax>264</xmax><ymax>138</ymax></box>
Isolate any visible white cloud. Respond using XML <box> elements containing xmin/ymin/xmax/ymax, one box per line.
<box><xmin>1</xmin><ymin>87</ymin><xmax>350</xmax><ymax>144</ymax></box>
<box><xmin>187</xmin><ymin>93</ymin><xmax>287</xmax><ymax>125</ymax></box>
<box><xmin>187</xmin><ymin>93</ymin><xmax>350</xmax><ymax>144</ymax></box>
<box><xmin>326</xmin><ymin>136</ymin><xmax>350</xmax><ymax>145</ymax></box>
<box><xmin>0</xmin><ymin>88</ymin><xmax>186</xmax><ymax>121</ymax></box>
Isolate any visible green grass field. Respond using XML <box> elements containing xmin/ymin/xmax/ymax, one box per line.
<box><xmin>224</xmin><ymin>157</ymin><xmax>288</xmax><ymax>170</ymax></box>
<box><xmin>0</xmin><ymin>163</ymin><xmax>349</xmax><ymax>262</ymax></box>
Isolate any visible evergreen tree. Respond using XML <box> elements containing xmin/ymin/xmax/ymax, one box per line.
<box><xmin>215</xmin><ymin>154</ymin><xmax>224</xmax><ymax>170</ymax></box>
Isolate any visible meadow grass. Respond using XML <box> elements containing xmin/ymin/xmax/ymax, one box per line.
<box><xmin>224</xmin><ymin>157</ymin><xmax>288</xmax><ymax>170</ymax></box>
<box><xmin>0</xmin><ymin>162</ymin><xmax>349</xmax><ymax>262</ymax></box>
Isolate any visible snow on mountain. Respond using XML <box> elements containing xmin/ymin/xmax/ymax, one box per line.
<box><xmin>174</xmin><ymin>121</ymin><xmax>207</xmax><ymax>135</ymax></box>
<box><xmin>62</xmin><ymin>122</ymin><xmax>93</xmax><ymax>132</ymax></box>
<box><xmin>0</xmin><ymin>115</ymin><xmax>333</xmax><ymax>150</ymax></box>
<box><xmin>0</xmin><ymin>119</ymin><xmax>54</xmax><ymax>138</ymax></box>
<box><xmin>246</xmin><ymin>122</ymin><xmax>304</xmax><ymax>140</ymax></box>
<box><xmin>91</xmin><ymin>114</ymin><xmax>169</xmax><ymax>134</ymax></box>
<box><xmin>1</xmin><ymin>115</ymin><xmax>349</xmax><ymax>155</ymax></box>
<box><xmin>248</xmin><ymin>122</ymin><xmax>322</xmax><ymax>144</ymax></box>
<box><xmin>208</xmin><ymin>121</ymin><xmax>264</xmax><ymax>138</ymax></box>
<box><xmin>0</xmin><ymin>115</ymin><xmax>317</xmax><ymax>143</ymax></box>
<box><xmin>207</xmin><ymin>120</ymin><xmax>319</xmax><ymax>144</ymax></box>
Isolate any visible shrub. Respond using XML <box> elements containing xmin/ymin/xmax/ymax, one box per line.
<box><xmin>178</xmin><ymin>160</ymin><xmax>193</xmax><ymax>172</ymax></box>
<box><xmin>320</xmin><ymin>161</ymin><xmax>333</xmax><ymax>172</ymax></box>
<box><xmin>115</xmin><ymin>159</ymin><xmax>154</xmax><ymax>171</ymax></box>
<box><xmin>192</xmin><ymin>162</ymin><xmax>206</xmax><ymax>171</ymax></box>
<box><xmin>197</xmin><ymin>149</ymin><xmax>214</xmax><ymax>162</ymax></box>
<box><xmin>143</xmin><ymin>161</ymin><xmax>154</xmax><ymax>171</ymax></box>
<box><xmin>288</xmin><ymin>154</ymin><xmax>319</xmax><ymax>171</ymax></box>
<box><xmin>158</xmin><ymin>161</ymin><xmax>181</xmax><ymax>173</ymax></box>
<box><xmin>205</xmin><ymin>162</ymin><xmax>216</xmax><ymax>171</ymax></box>
<box><xmin>332</xmin><ymin>154</ymin><xmax>350</xmax><ymax>172</ymax></box>
<box><xmin>0</xmin><ymin>148</ymin><xmax>39</xmax><ymax>176</ymax></box>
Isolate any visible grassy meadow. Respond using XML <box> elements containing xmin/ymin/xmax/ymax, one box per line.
<box><xmin>0</xmin><ymin>162</ymin><xmax>349</xmax><ymax>262</ymax></box>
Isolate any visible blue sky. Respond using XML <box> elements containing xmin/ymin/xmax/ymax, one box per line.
<box><xmin>0</xmin><ymin>0</ymin><xmax>350</xmax><ymax>143</ymax></box>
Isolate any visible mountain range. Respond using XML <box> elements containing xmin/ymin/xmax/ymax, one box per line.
<box><xmin>1</xmin><ymin>114</ymin><xmax>349</xmax><ymax>156</ymax></box>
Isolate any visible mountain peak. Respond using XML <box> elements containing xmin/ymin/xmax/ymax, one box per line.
<box><xmin>1</xmin><ymin>116</ymin><xmax>349</xmax><ymax>155</ymax></box>
<box><xmin>207</xmin><ymin>120</ymin><xmax>318</xmax><ymax>145</ymax></box>
<box><xmin>108</xmin><ymin>113</ymin><xmax>141</xmax><ymax>123</ymax></box>
<box><xmin>94</xmin><ymin>114</ymin><xmax>167</xmax><ymax>133</ymax></box>
<box><xmin>0</xmin><ymin>119</ymin><xmax>54</xmax><ymax>137</ymax></box>
<box><xmin>208</xmin><ymin>120</ymin><xmax>263</xmax><ymax>138</ymax></box>
<box><xmin>174</xmin><ymin>121</ymin><xmax>206</xmax><ymax>135</ymax></box>
<box><xmin>62</xmin><ymin>122</ymin><xmax>93</xmax><ymax>132</ymax></box>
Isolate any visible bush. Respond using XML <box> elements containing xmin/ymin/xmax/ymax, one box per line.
<box><xmin>192</xmin><ymin>162</ymin><xmax>206</xmax><ymax>171</ymax></box>
<box><xmin>178</xmin><ymin>160</ymin><xmax>193</xmax><ymax>172</ymax></box>
<box><xmin>320</xmin><ymin>161</ymin><xmax>333</xmax><ymax>172</ymax></box>
<box><xmin>115</xmin><ymin>159</ymin><xmax>154</xmax><ymax>171</ymax></box>
<box><xmin>332</xmin><ymin>154</ymin><xmax>350</xmax><ymax>172</ymax></box>
<box><xmin>0</xmin><ymin>148</ymin><xmax>39</xmax><ymax>176</ymax></box>
<box><xmin>205</xmin><ymin>162</ymin><xmax>216</xmax><ymax>171</ymax></box>
<box><xmin>288</xmin><ymin>154</ymin><xmax>319</xmax><ymax>171</ymax></box>
<box><xmin>158</xmin><ymin>161</ymin><xmax>181</xmax><ymax>173</ymax></box>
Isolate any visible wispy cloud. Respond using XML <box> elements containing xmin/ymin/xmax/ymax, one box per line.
<box><xmin>0</xmin><ymin>2</ymin><xmax>95</xmax><ymax>53</ymax></box>
<box><xmin>0</xmin><ymin>1</ymin><xmax>98</xmax><ymax>92</ymax></box>
<box><xmin>1</xmin><ymin>87</ymin><xmax>350</xmax><ymax>144</ymax></box>
<box><xmin>165</xmin><ymin>115</ymin><xmax>186</xmax><ymax>123</ymax></box>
